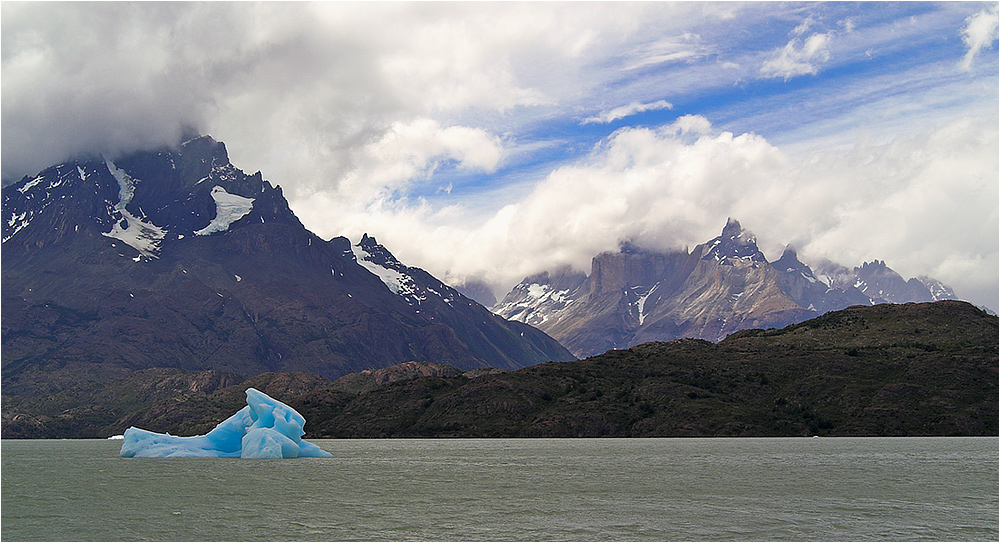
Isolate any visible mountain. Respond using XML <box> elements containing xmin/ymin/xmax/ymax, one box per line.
<box><xmin>1</xmin><ymin>136</ymin><xmax>573</xmax><ymax>404</ymax></box>
<box><xmin>494</xmin><ymin>219</ymin><xmax>957</xmax><ymax>358</ymax></box>
<box><xmin>14</xmin><ymin>300</ymin><xmax>990</xmax><ymax>439</ymax></box>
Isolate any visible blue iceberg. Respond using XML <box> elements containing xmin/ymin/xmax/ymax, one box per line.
<box><xmin>120</xmin><ymin>388</ymin><xmax>331</xmax><ymax>458</ymax></box>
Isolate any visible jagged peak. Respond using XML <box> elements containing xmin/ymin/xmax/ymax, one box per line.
<box><xmin>355</xmin><ymin>233</ymin><xmax>402</xmax><ymax>267</ymax></box>
<box><xmin>773</xmin><ymin>245</ymin><xmax>804</xmax><ymax>267</ymax></box>
<box><xmin>855</xmin><ymin>260</ymin><xmax>898</xmax><ymax>279</ymax></box>
<box><xmin>720</xmin><ymin>217</ymin><xmax>754</xmax><ymax>243</ymax></box>
<box><xmin>701</xmin><ymin>218</ymin><xmax>767</xmax><ymax>264</ymax></box>
<box><xmin>180</xmin><ymin>135</ymin><xmax>229</xmax><ymax>166</ymax></box>
<box><xmin>857</xmin><ymin>259</ymin><xmax>887</xmax><ymax>271</ymax></box>
<box><xmin>722</xmin><ymin>216</ymin><xmax>742</xmax><ymax>233</ymax></box>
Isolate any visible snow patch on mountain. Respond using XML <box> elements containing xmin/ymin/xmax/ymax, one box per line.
<box><xmin>194</xmin><ymin>186</ymin><xmax>255</xmax><ymax>236</ymax></box>
<box><xmin>101</xmin><ymin>158</ymin><xmax>166</xmax><ymax>258</ymax></box>
<box><xmin>197</xmin><ymin>161</ymin><xmax>240</xmax><ymax>186</ymax></box>
<box><xmin>17</xmin><ymin>175</ymin><xmax>46</xmax><ymax>194</ymax></box>
<box><xmin>525</xmin><ymin>283</ymin><xmax>572</xmax><ymax>305</ymax></box>
<box><xmin>351</xmin><ymin>243</ymin><xmax>424</xmax><ymax>302</ymax></box>
<box><xmin>635</xmin><ymin>284</ymin><xmax>659</xmax><ymax>325</ymax></box>
<box><xmin>494</xmin><ymin>279</ymin><xmax>581</xmax><ymax>327</ymax></box>
<box><xmin>917</xmin><ymin>276</ymin><xmax>957</xmax><ymax>301</ymax></box>
<box><xmin>3</xmin><ymin>211</ymin><xmax>31</xmax><ymax>243</ymax></box>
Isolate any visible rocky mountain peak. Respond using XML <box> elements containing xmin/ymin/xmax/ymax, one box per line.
<box><xmin>590</xmin><ymin>245</ymin><xmax>689</xmax><ymax>295</ymax></box>
<box><xmin>916</xmin><ymin>275</ymin><xmax>957</xmax><ymax>301</ymax></box>
<box><xmin>355</xmin><ymin>233</ymin><xmax>402</xmax><ymax>268</ymax></box>
<box><xmin>773</xmin><ymin>245</ymin><xmax>809</xmax><ymax>274</ymax></box>
<box><xmin>699</xmin><ymin>218</ymin><xmax>767</xmax><ymax>265</ymax></box>
<box><xmin>180</xmin><ymin>135</ymin><xmax>229</xmax><ymax>165</ymax></box>
<box><xmin>854</xmin><ymin>260</ymin><xmax>934</xmax><ymax>304</ymax></box>
<box><xmin>857</xmin><ymin>259</ymin><xmax>888</xmax><ymax>272</ymax></box>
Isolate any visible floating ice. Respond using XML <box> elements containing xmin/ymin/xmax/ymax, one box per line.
<box><xmin>120</xmin><ymin>388</ymin><xmax>331</xmax><ymax>458</ymax></box>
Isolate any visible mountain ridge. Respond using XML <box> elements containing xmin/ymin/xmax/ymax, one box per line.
<box><xmin>494</xmin><ymin>219</ymin><xmax>958</xmax><ymax>358</ymax></box>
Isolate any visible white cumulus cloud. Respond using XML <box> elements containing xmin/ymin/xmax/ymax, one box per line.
<box><xmin>760</xmin><ymin>32</ymin><xmax>833</xmax><ymax>80</ymax></box>
<box><xmin>339</xmin><ymin>118</ymin><xmax>504</xmax><ymax>200</ymax></box>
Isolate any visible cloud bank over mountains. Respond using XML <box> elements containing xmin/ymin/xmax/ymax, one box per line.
<box><xmin>2</xmin><ymin>2</ymin><xmax>997</xmax><ymax>310</ymax></box>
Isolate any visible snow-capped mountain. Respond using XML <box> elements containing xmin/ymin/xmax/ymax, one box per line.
<box><xmin>494</xmin><ymin>219</ymin><xmax>956</xmax><ymax>358</ymax></box>
<box><xmin>851</xmin><ymin>260</ymin><xmax>941</xmax><ymax>304</ymax></box>
<box><xmin>699</xmin><ymin>218</ymin><xmax>768</xmax><ymax>265</ymax></box>
<box><xmin>916</xmin><ymin>276</ymin><xmax>957</xmax><ymax>301</ymax></box>
<box><xmin>2</xmin><ymin>136</ymin><xmax>572</xmax><ymax>397</ymax></box>
<box><xmin>493</xmin><ymin>266</ymin><xmax>589</xmax><ymax>328</ymax></box>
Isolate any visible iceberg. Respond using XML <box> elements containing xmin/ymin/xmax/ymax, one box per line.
<box><xmin>120</xmin><ymin>388</ymin><xmax>331</xmax><ymax>458</ymax></box>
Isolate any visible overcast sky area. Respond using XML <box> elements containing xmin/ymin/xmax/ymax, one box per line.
<box><xmin>3</xmin><ymin>2</ymin><xmax>998</xmax><ymax>310</ymax></box>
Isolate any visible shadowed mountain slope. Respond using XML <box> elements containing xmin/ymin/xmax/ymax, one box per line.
<box><xmin>1</xmin><ymin>136</ymin><xmax>573</xmax><ymax>404</ymax></box>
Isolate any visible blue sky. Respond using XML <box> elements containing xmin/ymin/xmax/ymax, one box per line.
<box><xmin>2</xmin><ymin>2</ymin><xmax>998</xmax><ymax>309</ymax></box>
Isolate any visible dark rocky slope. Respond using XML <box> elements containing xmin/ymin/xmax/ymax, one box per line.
<box><xmin>300</xmin><ymin>300</ymin><xmax>997</xmax><ymax>437</ymax></box>
<box><xmin>7</xmin><ymin>301</ymin><xmax>993</xmax><ymax>438</ymax></box>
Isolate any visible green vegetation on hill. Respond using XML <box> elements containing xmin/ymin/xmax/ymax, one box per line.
<box><xmin>2</xmin><ymin>301</ymin><xmax>996</xmax><ymax>438</ymax></box>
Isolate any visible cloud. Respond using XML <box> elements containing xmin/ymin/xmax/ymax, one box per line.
<box><xmin>1</xmin><ymin>3</ymin><xmax>220</xmax><ymax>181</ymax></box>
<box><xmin>792</xmin><ymin>17</ymin><xmax>816</xmax><ymax>36</ymax></box>
<box><xmin>1</xmin><ymin>2</ymin><xmax>401</xmax><ymax>186</ymax></box>
<box><xmin>959</xmin><ymin>4</ymin><xmax>999</xmax><ymax>71</ymax></box>
<box><xmin>2</xmin><ymin>2</ymin><xmax>996</xmax><ymax>310</ymax></box>
<box><xmin>624</xmin><ymin>34</ymin><xmax>707</xmax><ymax>71</ymax></box>
<box><xmin>581</xmin><ymin>100</ymin><xmax>674</xmax><ymax>124</ymax></box>
<box><xmin>760</xmin><ymin>32</ymin><xmax>833</xmax><ymax>80</ymax></box>
<box><xmin>336</xmin><ymin>118</ymin><xmax>504</xmax><ymax>202</ymax></box>
<box><xmin>326</xmin><ymin>113</ymin><xmax>997</xmax><ymax>312</ymax></box>
<box><xmin>0</xmin><ymin>2</ymin><xmax>601</xmax><ymax>185</ymax></box>
<box><xmin>791</xmin><ymin>115</ymin><xmax>999</xmax><ymax>309</ymax></box>
<box><xmin>344</xmin><ymin>115</ymin><xmax>793</xmax><ymax>289</ymax></box>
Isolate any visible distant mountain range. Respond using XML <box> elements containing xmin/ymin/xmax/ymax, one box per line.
<box><xmin>1</xmin><ymin>136</ymin><xmax>573</xmax><ymax>403</ymax></box>
<box><xmin>493</xmin><ymin>219</ymin><xmax>957</xmax><ymax>358</ymax></box>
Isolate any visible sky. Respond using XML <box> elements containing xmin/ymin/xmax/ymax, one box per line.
<box><xmin>2</xmin><ymin>2</ymin><xmax>998</xmax><ymax>310</ymax></box>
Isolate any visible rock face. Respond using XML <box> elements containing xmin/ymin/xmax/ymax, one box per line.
<box><xmin>494</xmin><ymin>219</ymin><xmax>956</xmax><ymax>358</ymax></box>
<box><xmin>1</xmin><ymin>136</ymin><xmax>574</xmax><ymax>402</ymax></box>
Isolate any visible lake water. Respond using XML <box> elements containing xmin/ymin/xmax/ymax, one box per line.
<box><xmin>2</xmin><ymin>437</ymin><xmax>996</xmax><ymax>541</ymax></box>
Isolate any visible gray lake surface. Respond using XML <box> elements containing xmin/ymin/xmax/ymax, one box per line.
<box><xmin>2</xmin><ymin>437</ymin><xmax>997</xmax><ymax>541</ymax></box>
